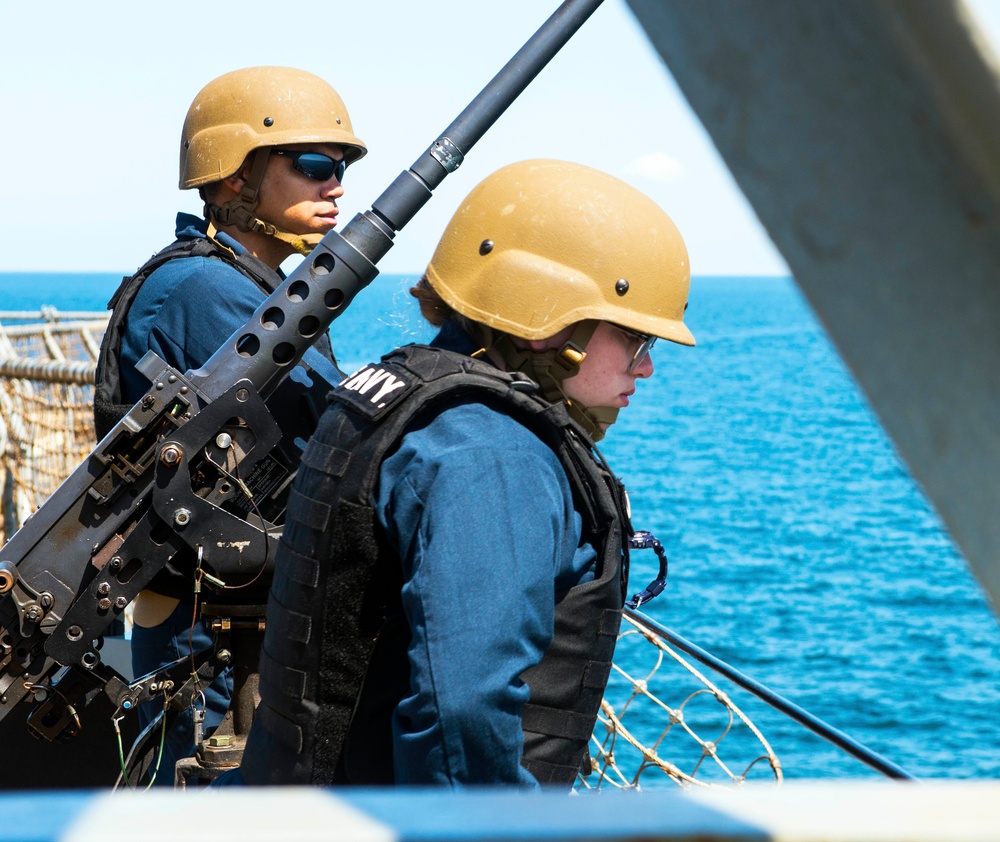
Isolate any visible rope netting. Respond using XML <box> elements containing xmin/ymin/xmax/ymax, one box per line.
<box><xmin>0</xmin><ymin>310</ymin><xmax>108</xmax><ymax>543</ymax></box>
<box><xmin>577</xmin><ymin>610</ymin><xmax>783</xmax><ymax>790</ymax></box>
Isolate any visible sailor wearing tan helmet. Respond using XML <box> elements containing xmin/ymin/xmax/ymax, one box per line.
<box><xmin>93</xmin><ymin>66</ymin><xmax>366</xmax><ymax>786</ymax></box>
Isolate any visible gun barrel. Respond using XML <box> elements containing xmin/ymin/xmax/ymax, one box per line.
<box><xmin>194</xmin><ymin>0</ymin><xmax>605</xmax><ymax>402</ymax></box>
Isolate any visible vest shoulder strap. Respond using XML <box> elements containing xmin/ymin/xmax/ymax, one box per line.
<box><xmin>92</xmin><ymin>236</ymin><xmax>281</xmax><ymax>439</ymax></box>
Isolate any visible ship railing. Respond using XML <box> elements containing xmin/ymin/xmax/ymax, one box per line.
<box><xmin>582</xmin><ymin>607</ymin><xmax>913</xmax><ymax>790</ymax></box>
<box><xmin>0</xmin><ymin>309</ymin><xmax>107</xmax><ymax>542</ymax></box>
<box><xmin>0</xmin><ymin>308</ymin><xmax>913</xmax><ymax>789</ymax></box>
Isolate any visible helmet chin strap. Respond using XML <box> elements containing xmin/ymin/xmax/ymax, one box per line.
<box><xmin>576</xmin><ymin>404</ymin><xmax>620</xmax><ymax>441</ymax></box>
<box><xmin>486</xmin><ymin>321</ymin><xmax>614</xmax><ymax>442</ymax></box>
<box><xmin>208</xmin><ymin>148</ymin><xmax>322</xmax><ymax>257</ymax></box>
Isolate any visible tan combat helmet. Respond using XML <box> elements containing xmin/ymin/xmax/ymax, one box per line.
<box><xmin>179</xmin><ymin>66</ymin><xmax>367</xmax><ymax>254</ymax></box>
<box><xmin>425</xmin><ymin>158</ymin><xmax>693</xmax><ymax>346</ymax></box>
<box><xmin>424</xmin><ymin>159</ymin><xmax>694</xmax><ymax>440</ymax></box>
<box><xmin>180</xmin><ymin>66</ymin><xmax>366</xmax><ymax>188</ymax></box>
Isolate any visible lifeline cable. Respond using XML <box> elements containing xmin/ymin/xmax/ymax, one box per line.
<box><xmin>624</xmin><ymin>607</ymin><xmax>916</xmax><ymax>781</ymax></box>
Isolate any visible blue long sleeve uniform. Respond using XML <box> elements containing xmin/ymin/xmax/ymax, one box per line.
<box><xmin>373</xmin><ymin>329</ymin><xmax>597</xmax><ymax>786</ymax></box>
<box><xmin>119</xmin><ymin>212</ymin><xmax>339</xmax><ymax>400</ymax></box>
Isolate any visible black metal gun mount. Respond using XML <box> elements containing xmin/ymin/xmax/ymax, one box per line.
<box><xmin>0</xmin><ymin>0</ymin><xmax>605</xmax><ymax>780</ymax></box>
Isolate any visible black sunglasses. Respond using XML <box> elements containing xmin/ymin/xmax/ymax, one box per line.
<box><xmin>272</xmin><ymin>149</ymin><xmax>346</xmax><ymax>183</ymax></box>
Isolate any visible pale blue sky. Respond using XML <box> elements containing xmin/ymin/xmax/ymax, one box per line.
<box><xmin>3</xmin><ymin>1</ymin><xmax>999</xmax><ymax>278</ymax></box>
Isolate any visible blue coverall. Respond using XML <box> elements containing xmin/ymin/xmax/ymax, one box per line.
<box><xmin>373</xmin><ymin>325</ymin><xmax>597</xmax><ymax>785</ymax></box>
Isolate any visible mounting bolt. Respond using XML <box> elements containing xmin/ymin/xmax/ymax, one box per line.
<box><xmin>109</xmin><ymin>556</ymin><xmax>123</xmax><ymax>571</ymax></box>
<box><xmin>98</xmin><ymin>598</ymin><xmax>112</xmax><ymax>611</ymax></box>
<box><xmin>38</xmin><ymin>593</ymin><xmax>53</xmax><ymax>608</ymax></box>
<box><xmin>173</xmin><ymin>508</ymin><xmax>192</xmax><ymax>527</ymax></box>
<box><xmin>160</xmin><ymin>445</ymin><xmax>183</xmax><ymax>466</ymax></box>
<box><xmin>115</xmin><ymin>596</ymin><xmax>128</xmax><ymax>610</ymax></box>
<box><xmin>217</xmin><ymin>649</ymin><xmax>232</xmax><ymax>663</ymax></box>
<box><xmin>97</xmin><ymin>582</ymin><xmax>111</xmax><ymax>596</ymax></box>
<box><xmin>24</xmin><ymin>605</ymin><xmax>43</xmax><ymax>623</ymax></box>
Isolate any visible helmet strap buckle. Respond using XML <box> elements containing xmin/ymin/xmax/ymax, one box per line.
<box><xmin>210</xmin><ymin>148</ymin><xmax>272</xmax><ymax>234</ymax></box>
<box><xmin>557</xmin><ymin>341</ymin><xmax>586</xmax><ymax>370</ymax></box>
<box><xmin>555</xmin><ymin>320</ymin><xmax>598</xmax><ymax>372</ymax></box>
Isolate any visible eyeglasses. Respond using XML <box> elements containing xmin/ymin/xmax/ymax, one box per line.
<box><xmin>614</xmin><ymin>324</ymin><xmax>657</xmax><ymax>374</ymax></box>
<box><xmin>272</xmin><ymin>149</ymin><xmax>346</xmax><ymax>183</ymax></box>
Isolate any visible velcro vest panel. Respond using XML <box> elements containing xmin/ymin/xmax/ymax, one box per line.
<box><xmin>241</xmin><ymin>344</ymin><xmax>631</xmax><ymax>788</ymax></box>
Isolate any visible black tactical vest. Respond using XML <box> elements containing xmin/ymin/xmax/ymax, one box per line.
<box><xmin>93</xmin><ymin>235</ymin><xmax>336</xmax><ymax>439</ymax></box>
<box><xmin>241</xmin><ymin>344</ymin><xmax>632</xmax><ymax>788</ymax></box>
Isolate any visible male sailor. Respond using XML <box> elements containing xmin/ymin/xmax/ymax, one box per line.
<box><xmin>94</xmin><ymin>66</ymin><xmax>366</xmax><ymax>784</ymax></box>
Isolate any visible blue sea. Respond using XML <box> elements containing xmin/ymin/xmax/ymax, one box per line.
<box><xmin>2</xmin><ymin>271</ymin><xmax>999</xmax><ymax>784</ymax></box>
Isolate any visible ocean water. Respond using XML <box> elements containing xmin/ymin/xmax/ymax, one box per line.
<box><xmin>1</xmin><ymin>271</ymin><xmax>998</xmax><ymax>784</ymax></box>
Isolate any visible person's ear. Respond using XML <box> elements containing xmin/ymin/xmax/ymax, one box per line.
<box><xmin>223</xmin><ymin>171</ymin><xmax>247</xmax><ymax>194</ymax></box>
<box><xmin>223</xmin><ymin>154</ymin><xmax>255</xmax><ymax>194</ymax></box>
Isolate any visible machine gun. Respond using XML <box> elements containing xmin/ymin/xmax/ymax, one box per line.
<box><xmin>0</xmin><ymin>0</ymin><xmax>604</xmax><ymax>782</ymax></box>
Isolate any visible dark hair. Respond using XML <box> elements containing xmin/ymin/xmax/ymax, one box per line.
<box><xmin>410</xmin><ymin>277</ymin><xmax>498</xmax><ymax>349</ymax></box>
<box><xmin>410</xmin><ymin>276</ymin><xmax>456</xmax><ymax>327</ymax></box>
<box><xmin>199</xmin><ymin>182</ymin><xmax>225</xmax><ymax>221</ymax></box>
